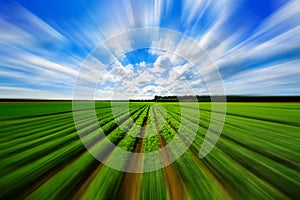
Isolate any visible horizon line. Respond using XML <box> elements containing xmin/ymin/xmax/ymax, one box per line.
<box><xmin>1</xmin><ymin>95</ymin><xmax>300</xmax><ymax>102</ymax></box>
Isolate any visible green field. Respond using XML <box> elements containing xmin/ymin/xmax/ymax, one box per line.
<box><xmin>0</xmin><ymin>102</ymin><xmax>300</xmax><ymax>199</ymax></box>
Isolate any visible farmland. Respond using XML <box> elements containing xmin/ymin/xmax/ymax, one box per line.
<box><xmin>0</xmin><ymin>102</ymin><xmax>300</xmax><ymax>199</ymax></box>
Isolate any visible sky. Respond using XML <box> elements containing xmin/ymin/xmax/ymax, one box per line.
<box><xmin>0</xmin><ymin>0</ymin><xmax>299</xmax><ymax>99</ymax></box>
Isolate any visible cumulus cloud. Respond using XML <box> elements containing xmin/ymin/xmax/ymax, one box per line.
<box><xmin>1</xmin><ymin>0</ymin><xmax>300</xmax><ymax>99</ymax></box>
<box><xmin>152</xmin><ymin>55</ymin><xmax>172</xmax><ymax>73</ymax></box>
<box><xmin>136</xmin><ymin>71</ymin><xmax>155</xmax><ymax>84</ymax></box>
<box><xmin>138</xmin><ymin>61</ymin><xmax>147</xmax><ymax>68</ymax></box>
<box><xmin>97</xmin><ymin>60</ymin><xmax>135</xmax><ymax>85</ymax></box>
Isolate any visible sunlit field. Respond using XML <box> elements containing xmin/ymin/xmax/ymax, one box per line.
<box><xmin>0</xmin><ymin>102</ymin><xmax>299</xmax><ymax>199</ymax></box>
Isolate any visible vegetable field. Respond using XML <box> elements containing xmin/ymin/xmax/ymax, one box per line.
<box><xmin>0</xmin><ymin>102</ymin><xmax>300</xmax><ymax>199</ymax></box>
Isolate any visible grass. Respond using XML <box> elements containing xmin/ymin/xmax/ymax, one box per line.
<box><xmin>0</xmin><ymin>101</ymin><xmax>299</xmax><ymax>199</ymax></box>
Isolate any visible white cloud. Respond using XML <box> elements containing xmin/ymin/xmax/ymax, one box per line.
<box><xmin>95</xmin><ymin>86</ymin><xmax>115</xmax><ymax>100</ymax></box>
<box><xmin>224</xmin><ymin>60</ymin><xmax>300</xmax><ymax>95</ymax></box>
<box><xmin>136</xmin><ymin>71</ymin><xmax>155</xmax><ymax>84</ymax></box>
<box><xmin>0</xmin><ymin>18</ymin><xmax>32</xmax><ymax>46</ymax></box>
<box><xmin>149</xmin><ymin>38</ymin><xmax>176</xmax><ymax>53</ymax></box>
<box><xmin>0</xmin><ymin>86</ymin><xmax>71</xmax><ymax>99</ymax></box>
<box><xmin>191</xmin><ymin>79</ymin><xmax>203</xmax><ymax>86</ymax></box>
<box><xmin>1</xmin><ymin>0</ymin><xmax>300</xmax><ymax>99</ymax></box>
<box><xmin>0</xmin><ymin>2</ymin><xmax>66</xmax><ymax>53</ymax></box>
<box><xmin>96</xmin><ymin>59</ymin><xmax>135</xmax><ymax>86</ymax></box>
<box><xmin>138</xmin><ymin>61</ymin><xmax>147</xmax><ymax>68</ymax></box>
<box><xmin>152</xmin><ymin>55</ymin><xmax>172</xmax><ymax>73</ymax></box>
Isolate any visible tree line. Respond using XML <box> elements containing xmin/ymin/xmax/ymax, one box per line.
<box><xmin>128</xmin><ymin>95</ymin><xmax>300</xmax><ymax>102</ymax></box>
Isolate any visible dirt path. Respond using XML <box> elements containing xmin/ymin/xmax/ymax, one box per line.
<box><xmin>116</xmin><ymin>105</ymin><xmax>150</xmax><ymax>200</ymax></box>
<box><xmin>162</xmin><ymin>109</ymin><xmax>234</xmax><ymax>199</ymax></box>
<box><xmin>72</xmin><ymin>163</ymin><xmax>104</xmax><ymax>199</ymax></box>
<box><xmin>152</xmin><ymin>108</ymin><xmax>187</xmax><ymax>200</ymax></box>
<box><xmin>21</xmin><ymin>105</ymin><xmax>148</xmax><ymax>200</ymax></box>
<box><xmin>19</xmin><ymin>148</ymin><xmax>88</xmax><ymax>199</ymax></box>
<box><xmin>74</xmin><ymin>105</ymin><xmax>149</xmax><ymax>199</ymax></box>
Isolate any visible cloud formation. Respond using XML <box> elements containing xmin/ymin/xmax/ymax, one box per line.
<box><xmin>0</xmin><ymin>0</ymin><xmax>299</xmax><ymax>99</ymax></box>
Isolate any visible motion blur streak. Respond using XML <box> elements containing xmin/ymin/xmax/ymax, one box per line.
<box><xmin>0</xmin><ymin>0</ymin><xmax>300</xmax><ymax>99</ymax></box>
<box><xmin>0</xmin><ymin>102</ymin><xmax>300</xmax><ymax>199</ymax></box>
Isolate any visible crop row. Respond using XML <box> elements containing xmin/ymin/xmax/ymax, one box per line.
<box><xmin>159</xmin><ymin>103</ymin><xmax>300</xmax><ymax>199</ymax></box>
<box><xmin>0</xmin><ymin>103</ymin><xmax>147</xmax><ymax>199</ymax></box>
<box><xmin>23</xmin><ymin>104</ymin><xmax>151</xmax><ymax>199</ymax></box>
<box><xmin>1</xmin><ymin>102</ymin><xmax>299</xmax><ymax>199</ymax></box>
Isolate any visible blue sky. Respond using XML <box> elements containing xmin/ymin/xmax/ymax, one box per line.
<box><xmin>0</xmin><ymin>0</ymin><xmax>299</xmax><ymax>99</ymax></box>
